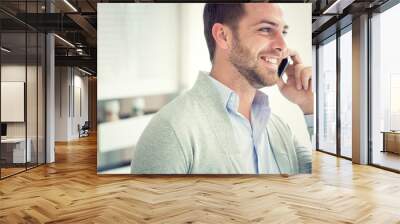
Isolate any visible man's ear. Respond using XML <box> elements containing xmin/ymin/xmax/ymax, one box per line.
<box><xmin>211</xmin><ymin>23</ymin><xmax>231</xmax><ymax>50</ymax></box>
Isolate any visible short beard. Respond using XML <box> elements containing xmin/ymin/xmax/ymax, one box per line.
<box><xmin>228</xmin><ymin>31</ymin><xmax>274</xmax><ymax>89</ymax></box>
<box><xmin>233</xmin><ymin>63</ymin><xmax>265</xmax><ymax>89</ymax></box>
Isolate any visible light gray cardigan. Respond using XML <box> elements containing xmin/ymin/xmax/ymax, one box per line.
<box><xmin>131</xmin><ymin>73</ymin><xmax>312</xmax><ymax>174</ymax></box>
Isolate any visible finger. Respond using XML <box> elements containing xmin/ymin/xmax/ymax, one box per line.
<box><xmin>288</xmin><ymin>49</ymin><xmax>303</xmax><ymax>65</ymax></box>
<box><xmin>276</xmin><ymin>77</ymin><xmax>286</xmax><ymax>90</ymax></box>
<box><xmin>301</xmin><ymin>67</ymin><xmax>312</xmax><ymax>90</ymax></box>
<box><xmin>285</xmin><ymin>64</ymin><xmax>295</xmax><ymax>76</ymax></box>
<box><xmin>294</xmin><ymin>64</ymin><xmax>303</xmax><ymax>90</ymax></box>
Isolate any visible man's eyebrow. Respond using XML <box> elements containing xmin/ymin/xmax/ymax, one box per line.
<box><xmin>254</xmin><ymin>19</ymin><xmax>289</xmax><ymax>30</ymax></box>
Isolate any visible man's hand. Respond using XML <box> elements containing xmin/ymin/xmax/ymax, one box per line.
<box><xmin>276</xmin><ymin>49</ymin><xmax>314</xmax><ymax>115</ymax></box>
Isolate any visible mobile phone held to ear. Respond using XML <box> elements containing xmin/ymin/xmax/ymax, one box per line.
<box><xmin>278</xmin><ymin>57</ymin><xmax>289</xmax><ymax>77</ymax></box>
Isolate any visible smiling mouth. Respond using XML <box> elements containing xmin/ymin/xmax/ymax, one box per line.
<box><xmin>260</xmin><ymin>56</ymin><xmax>279</xmax><ymax>66</ymax></box>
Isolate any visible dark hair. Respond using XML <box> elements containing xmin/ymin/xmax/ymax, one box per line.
<box><xmin>203</xmin><ymin>3</ymin><xmax>246</xmax><ymax>62</ymax></box>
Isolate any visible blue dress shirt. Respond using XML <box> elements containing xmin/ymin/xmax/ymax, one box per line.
<box><xmin>208</xmin><ymin>75</ymin><xmax>280</xmax><ymax>174</ymax></box>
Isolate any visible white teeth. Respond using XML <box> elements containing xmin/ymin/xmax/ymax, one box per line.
<box><xmin>261</xmin><ymin>56</ymin><xmax>278</xmax><ymax>64</ymax></box>
<box><xmin>267</xmin><ymin>58</ymin><xmax>277</xmax><ymax>64</ymax></box>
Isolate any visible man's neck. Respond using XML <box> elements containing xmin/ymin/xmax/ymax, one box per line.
<box><xmin>210</xmin><ymin>64</ymin><xmax>256</xmax><ymax>121</ymax></box>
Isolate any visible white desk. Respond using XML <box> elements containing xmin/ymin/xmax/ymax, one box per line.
<box><xmin>98</xmin><ymin>114</ymin><xmax>154</xmax><ymax>174</ymax></box>
<box><xmin>1</xmin><ymin>138</ymin><xmax>31</xmax><ymax>163</ymax></box>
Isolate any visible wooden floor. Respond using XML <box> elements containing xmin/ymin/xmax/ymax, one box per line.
<box><xmin>1</xmin><ymin>163</ymin><xmax>44</xmax><ymax>178</ymax></box>
<box><xmin>373</xmin><ymin>151</ymin><xmax>400</xmax><ymax>171</ymax></box>
<box><xmin>1</xmin><ymin>135</ymin><xmax>400</xmax><ymax>223</ymax></box>
<box><xmin>0</xmin><ymin>167</ymin><xmax>26</xmax><ymax>178</ymax></box>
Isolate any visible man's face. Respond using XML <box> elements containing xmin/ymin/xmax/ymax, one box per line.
<box><xmin>228</xmin><ymin>4</ymin><xmax>288</xmax><ymax>88</ymax></box>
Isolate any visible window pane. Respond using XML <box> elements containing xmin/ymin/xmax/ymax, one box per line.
<box><xmin>318</xmin><ymin>38</ymin><xmax>337</xmax><ymax>154</ymax></box>
<box><xmin>371</xmin><ymin>3</ymin><xmax>400</xmax><ymax>171</ymax></box>
<box><xmin>27</xmin><ymin>31</ymin><xmax>38</xmax><ymax>169</ymax></box>
<box><xmin>1</xmin><ymin>31</ymin><xmax>27</xmax><ymax>178</ymax></box>
<box><xmin>340</xmin><ymin>29</ymin><xmax>352</xmax><ymax>158</ymax></box>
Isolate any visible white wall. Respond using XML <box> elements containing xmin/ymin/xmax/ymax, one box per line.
<box><xmin>1</xmin><ymin>65</ymin><xmax>38</xmax><ymax>137</ymax></box>
<box><xmin>55</xmin><ymin>67</ymin><xmax>89</xmax><ymax>141</ymax></box>
<box><xmin>179</xmin><ymin>3</ymin><xmax>211</xmax><ymax>91</ymax></box>
<box><xmin>1</xmin><ymin>82</ymin><xmax>25</xmax><ymax>122</ymax></box>
<box><xmin>1</xmin><ymin>65</ymin><xmax>26</xmax><ymax>141</ymax></box>
<box><xmin>55</xmin><ymin>66</ymin><xmax>68</xmax><ymax>141</ymax></box>
<box><xmin>1</xmin><ymin>64</ymin><xmax>46</xmax><ymax>163</ymax></box>
<box><xmin>98</xmin><ymin>3</ymin><xmax>179</xmax><ymax>100</ymax></box>
<box><xmin>1</xmin><ymin>66</ymin><xmax>26</xmax><ymax>127</ymax></box>
<box><xmin>72</xmin><ymin>74</ymin><xmax>89</xmax><ymax>138</ymax></box>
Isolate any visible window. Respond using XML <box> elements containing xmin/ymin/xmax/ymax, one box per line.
<box><xmin>317</xmin><ymin>37</ymin><xmax>337</xmax><ymax>154</ymax></box>
<box><xmin>339</xmin><ymin>29</ymin><xmax>352</xmax><ymax>158</ymax></box>
<box><xmin>371</xmin><ymin>2</ymin><xmax>400</xmax><ymax>171</ymax></box>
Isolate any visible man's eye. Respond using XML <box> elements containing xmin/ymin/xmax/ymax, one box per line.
<box><xmin>259</xmin><ymin>27</ymin><xmax>272</xmax><ymax>33</ymax></box>
<box><xmin>282</xmin><ymin>31</ymin><xmax>288</xmax><ymax>36</ymax></box>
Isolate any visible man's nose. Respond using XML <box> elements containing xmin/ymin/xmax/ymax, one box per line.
<box><xmin>272</xmin><ymin>32</ymin><xmax>287</xmax><ymax>54</ymax></box>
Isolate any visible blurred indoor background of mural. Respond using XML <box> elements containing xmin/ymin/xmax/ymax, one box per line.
<box><xmin>97</xmin><ymin>3</ymin><xmax>312</xmax><ymax>174</ymax></box>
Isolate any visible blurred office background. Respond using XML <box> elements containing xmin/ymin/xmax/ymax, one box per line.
<box><xmin>97</xmin><ymin>3</ymin><xmax>312</xmax><ymax>174</ymax></box>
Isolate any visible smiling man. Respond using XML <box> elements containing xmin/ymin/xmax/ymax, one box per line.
<box><xmin>131</xmin><ymin>3</ymin><xmax>313</xmax><ymax>174</ymax></box>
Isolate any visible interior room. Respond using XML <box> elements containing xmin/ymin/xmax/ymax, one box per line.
<box><xmin>0</xmin><ymin>22</ymin><xmax>46</xmax><ymax>178</ymax></box>
<box><xmin>0</xmin><ymin>0</ymin><xmax>400</xmax><ymax>223</ymax></box>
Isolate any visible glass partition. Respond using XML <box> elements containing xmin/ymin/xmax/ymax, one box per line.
<box><xmin>317</xmin><ymin>37</ymin><xmax>337</xmax><ymax>155</ymax></box>
<box><xmin>371</xmin><ymin>3</ymin><xmax>400</xmax><ymax>171</ymax></box>
<box><xmin>0</xmin><ymin>1</ymin><xmax>46</xmax><ymax>179</ymax></box>
<box><xmin>1</xmin><ymin>31</ymin><xmax>27</xmax><ymax>178</ymax></box>
<box><xmin>27</xmin><ymin>31</ymin><xmax>38</xmax><ymax>169</ymax></box>
<box><xmin>339</xmin><ymin>28</ymin><xmax>352</xmax><ymax>158</ymax></box>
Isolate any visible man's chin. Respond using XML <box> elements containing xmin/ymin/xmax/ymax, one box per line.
<box><xmin>256</xmin><ymin>72</ymin><xmax>279</xmax><ymax>87</ymax></box>
<box><xmin>238</xmin><ymin>67</ymin><xmax>279</xmax><ymax>89</ymax></box>
<box><xmin>251</xmin><ymin>78</ymin><xmax>277</xmax><ymax>89</ymax></box>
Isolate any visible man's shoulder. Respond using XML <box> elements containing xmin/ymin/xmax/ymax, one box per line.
<box><xmin>150</xmin><ymin>90</ymin><xmax>203</xmax><ymax>127</ymax></box>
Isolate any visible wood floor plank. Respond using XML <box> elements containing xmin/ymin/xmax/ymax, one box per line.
<box><xmin>0</xmin><ymin>134</ymin><xmax>400</xmax><ymax>223</ymax></box>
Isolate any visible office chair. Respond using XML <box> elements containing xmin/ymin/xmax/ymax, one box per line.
<box><xmin>79</xmin><ymin>121</ymin><xmax>90</xmax><ymax>138</ymax></box>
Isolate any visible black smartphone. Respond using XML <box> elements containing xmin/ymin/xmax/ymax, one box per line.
<box><xmin>278</xmin><ymin>58</ymin><xmax>289</xmax><ymax>77</ymax></box>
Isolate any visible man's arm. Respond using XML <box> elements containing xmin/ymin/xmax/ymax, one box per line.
<box><xmin>131</xmin><ymin>116</ymin><xmax>190</xmax><ymax>174</ymax></box>
<box><xmin>274</xmin><ymin>49</ymin><xmax>313</xmax><ymax>173</ymax></box>
<box><xmin>293</xmin><ymin>132</ymin><xmax>312</xmax><ymax>174</ymax></box>
<box><xmin>304</xmin><ymin>114</ymin><xmax>314</xmax><ymax>140</ymax></box>
<box><xmin>293</xmin><ymin>114</ymin><xmax>313</xmax><ymax>174</ymax></box>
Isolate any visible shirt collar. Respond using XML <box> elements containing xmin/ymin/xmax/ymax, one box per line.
<box><xmin>207</xmin><ymin>74</ymin><xmax>270</xmax><ymax>114</ymax></box>
<box><xmin>208</xmin><ymin>74</ymin><xmax>238</xmax><ymax>112</ymax></box>
<box><xmin>207</xmin><ymin>73</ymin><xmax>271</xmax><ymax>146</ymax></box>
